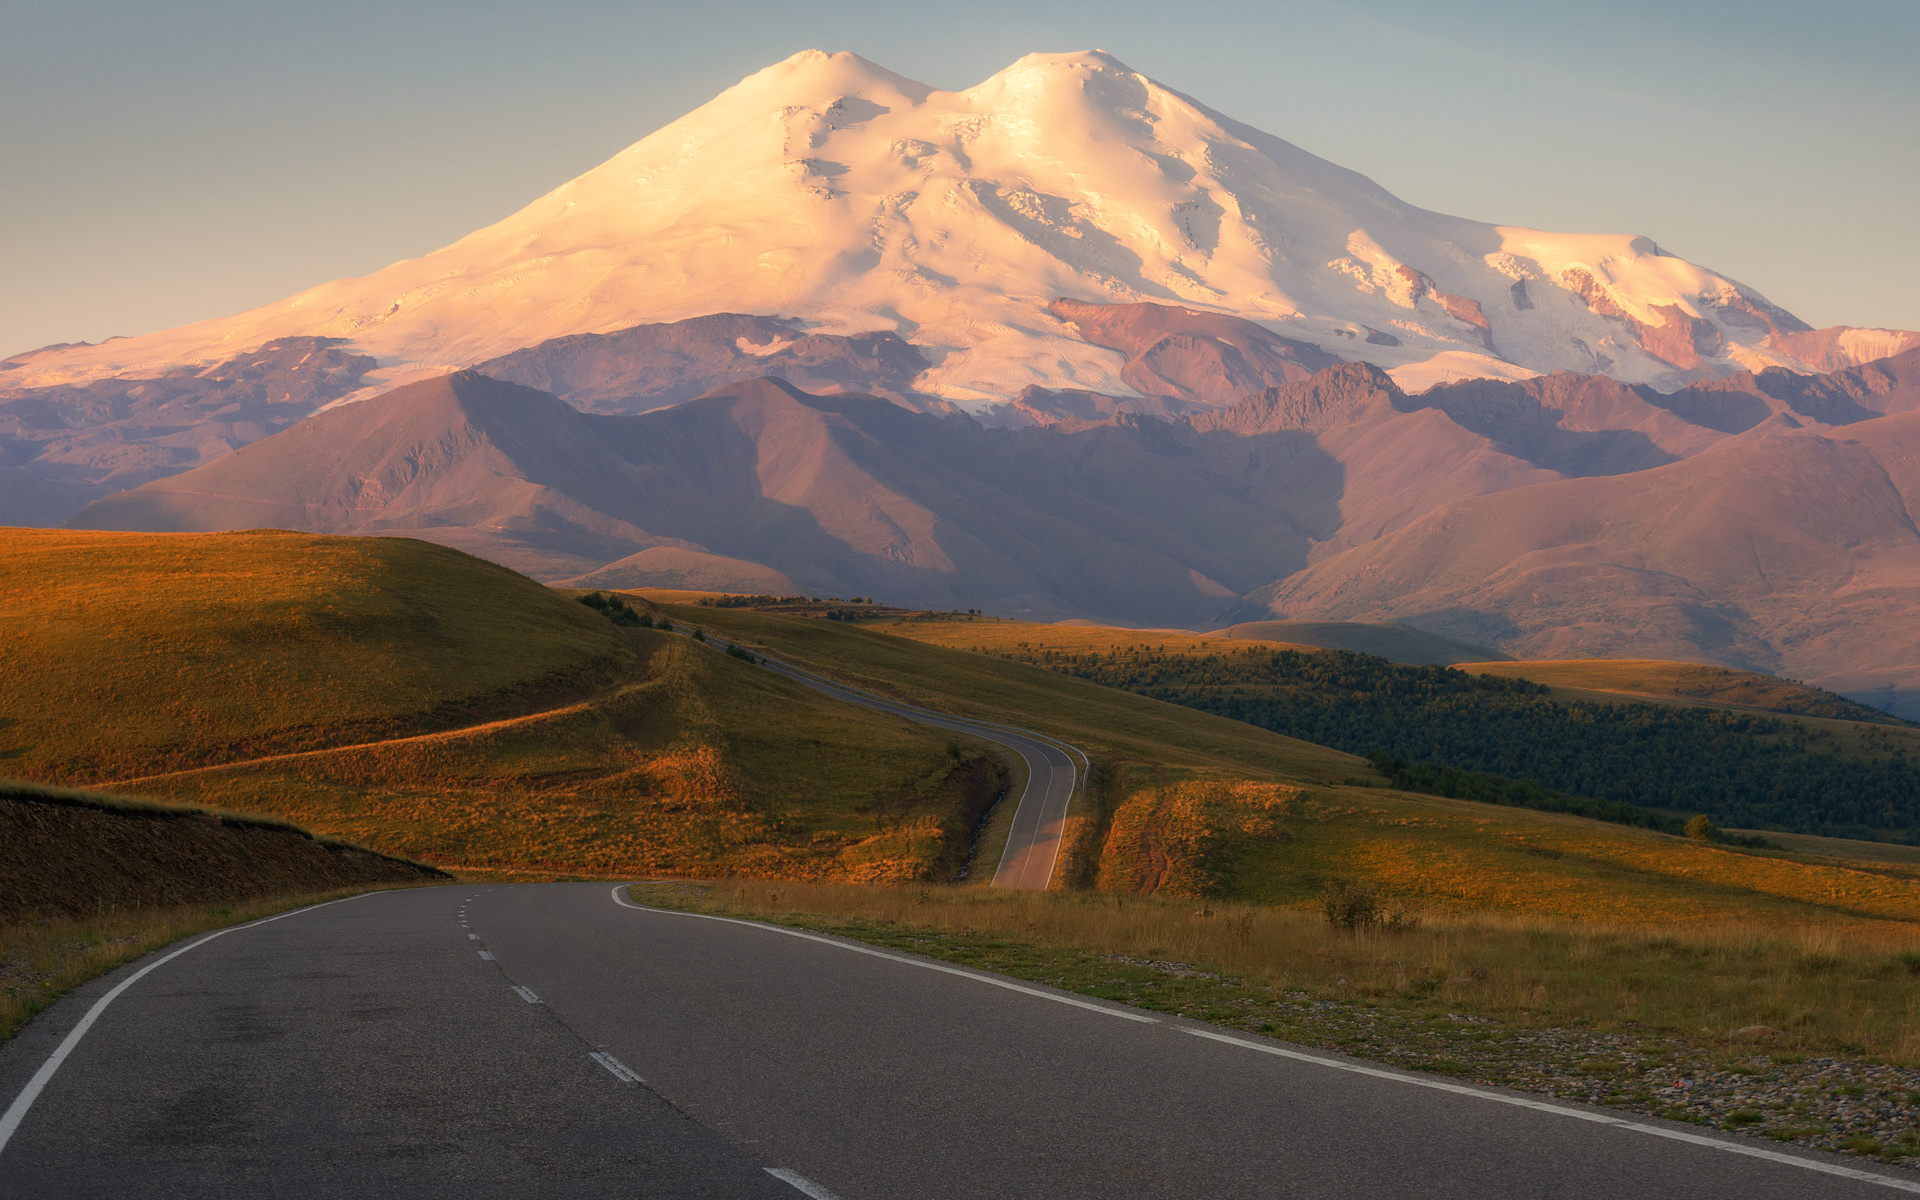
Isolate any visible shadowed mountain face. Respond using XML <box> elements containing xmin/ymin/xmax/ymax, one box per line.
<box><xmin>0</xmin><ymin>337</ymin><xmax>374</xmax><ymax>524</ymax></box>
<box><xmin>1045</xmin><ymin>298</ymin><xmax>1343</xmax><ymax>411</ymax></box>
<box><xmin>473</xmin><ymin>313</ymin><xmax>939</xmax><ymax>415</ymax></box>
<box><xmin>1245</xmin><ymin>407</ymin><xmax>1920</xmax><ymax>716</ymax></box>
<box><xmin>66</xmin><ymin>343</ymin><xmax>1920</xmax><ymax>712</ymax></box>
<box><xmin>71</xmin><ymin>374</ymin><xmax>1330</xmax><ymax>623</ymax></box>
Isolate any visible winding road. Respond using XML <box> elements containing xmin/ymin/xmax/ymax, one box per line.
<box><xmin>4</xmin><ymin>883</ymin><xmax>1917</xmax><ymax>1198</ymax></box>
<box><xmin>708</xmin><ymin>633</ymin><xmax>1082</xmax><ymax>889</ymax></box>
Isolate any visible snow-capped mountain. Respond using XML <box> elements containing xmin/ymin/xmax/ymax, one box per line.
<box><xmin>8</xmin><ymin>49</ymin><xmax>1902</xmax><ymax>407</ymax></box>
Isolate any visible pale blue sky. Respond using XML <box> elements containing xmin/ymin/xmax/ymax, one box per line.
<box><xmin>3</xmin><ymin>0</ymin><xmax>1915</xmax><ymax>358</ymax></box>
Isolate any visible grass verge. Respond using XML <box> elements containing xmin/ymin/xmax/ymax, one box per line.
<box><xmin>627</xmin><ymin>878</ymin><xmax>1920</xmax><ymax>1164</ymax></box>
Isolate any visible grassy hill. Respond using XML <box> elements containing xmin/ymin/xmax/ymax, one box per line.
<box><xmin>10</xmin><ymin>529</ymin><xmax>1920</xmax><ymax>932</ymax></box>
<box><xmin>0</xmin><ymin>529</ymin><xmax>636</xmax><ymax>781</ymax></box>
<box><xmin>135</xmin><ymin>632</ymin><xmax>1004</xmax><ymax>881</ymax></box>
<box><xmin>0</xmin><ymin>529</ymin><xmax>1006</xmax><ymax>881</ymax></box>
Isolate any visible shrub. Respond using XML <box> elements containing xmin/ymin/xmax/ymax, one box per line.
<box><xmin>1321</xmin><ymin>880</ymin><xmax>1419</xmax><ymax>932</ymax></box>
<box><xmin>725</xmin><ymin>643</ymin><xmax>756</xmax><ymax>664</ymax></box>
<box><xmin>577</xmin><ymin>591</ymin><xmax>642</xmax><ymax>627</ymax></box>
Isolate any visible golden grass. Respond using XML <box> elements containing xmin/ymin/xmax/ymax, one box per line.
<box><xmin>0</xmin><ymin>885</ymin><xmax>428</xmax><ymax>1043</ymax></box>
<box><xmin>888</xmin><ymin>615</ymin><xmax>1299</xmax><ymax>658</ymax></box>
<box><xmin>657</xmin><ymin>878</ymin><xmax>1920</xmax><ymax>1063</ymax></box>
<box><xmin>0</xmin><ymin>528</ymin><xmax>633</xmax><ymax>782</ymax></box>
<box><xmin>136</xmin><ymin>634</ymin><xmax>1005</xmax><ymax>882</ymax></box>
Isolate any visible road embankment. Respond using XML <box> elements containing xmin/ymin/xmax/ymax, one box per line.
<box><xmin>0</xmin><ymin>780</ymin><xmax>446</xmax><ymax>924</ymax></box>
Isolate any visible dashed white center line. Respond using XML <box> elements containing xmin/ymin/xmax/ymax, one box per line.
<box><xmin>477</xmin><ymin>950</ymin><xmax>494</xmax><ymax>961</ymax></box>
<box><xmin>588</xmin><ymin>1051</ymin><xmax>642</xmax><ymax>1083</ymax></box>
<box><xmin>766</xmin><ymin>1167</ymin><xmax>842</xmax><ymax>1199</ymax></box>
<box><xmin>467</xmin><ymin>933</ymin><xmax>479</xmax><ymax>940</ymax></box>
<box><xmin>511</xmin><ymin>985</ymin><xmax>540</xmax><ymax>1004</ymax></box>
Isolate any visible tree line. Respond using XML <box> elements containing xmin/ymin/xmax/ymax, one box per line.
<box><xmin>995</xmin><ymin>645</ymin><xmax>1920</xmax><ymax>842</ymax></box>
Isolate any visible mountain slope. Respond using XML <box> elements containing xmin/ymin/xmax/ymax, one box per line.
<box><xmin>1249</xmin><ymin>406</ymin><xmax>1920</xmax><ymax>715</ymax></box>
<box><xmin>77</xmin><ymin>351</ymin><xmax>1920</xmax><ymax>631</ymax></box>
<box><xmin>72</xmin><ymin>370</ymin><xmax>682</xmax><ymax>574</ymax></box>
<box><xmin>9</xmin><ymin>49</ymin><xmax>1889</xmax><ymax>407</ymax></box>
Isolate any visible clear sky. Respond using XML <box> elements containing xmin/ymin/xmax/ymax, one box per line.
<box><xmin>4</xmin><ymin>0</ymin><xmax>1915</xmax><ymax>358</ymax></box>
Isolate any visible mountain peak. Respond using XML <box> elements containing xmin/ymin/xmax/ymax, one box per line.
<box><xmin>11</xmin><ymin>49</ymin><xmax>1884</xmax><ymax>404</ymax></box>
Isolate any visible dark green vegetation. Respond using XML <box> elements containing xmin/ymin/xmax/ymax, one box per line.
<box><xmin>1363</xmin><ymin>753</ymin><xmax>1776</xmax><ymax>848</ymax></box>
<box><xmin>986</xmin><ymin>643</ymin><xmax>1920</xmax><ymax>841</ymax></box>
<box><xmin>579</xmin><ymin>590</ymin><xmax>652</xmax><ymax>627</ymax></box>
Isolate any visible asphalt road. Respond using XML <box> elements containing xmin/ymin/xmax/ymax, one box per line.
<box><xmin>4</xmin><ymin>883</ymin><xmax>1916</xmax><ymax>1198</ymax></box>
<box><xmin>711</xmin><ymin>633</ymin><xmax>1081</xmax><ymax>889</ymax></box>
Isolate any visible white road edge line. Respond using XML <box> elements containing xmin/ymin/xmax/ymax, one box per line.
<box><xmin>588</xmin><ymin>1050</ymin><xmax>642</xmax><ymax>1083</ymax></box>
<box><xmin>766</xmin><ymin>1166</ymin><xmax>843</xmax><ymax>1199</ymax></box>
<box><xmin>611</xmin><ymin>886</ymin><xmax>1154</xmax><ymax>1024</ymax></box>
<box><xmin>1183</xmin><ymin>1028</ymin><xmax>1920</xmax><ymax>1193</ymax></box>
<box><xmin>512</xmin><ymin>985</ymin><xmax>541</xmax><ymax>1004</ymax></box>
<box><xmin>0</xmin><ymin>890</ymin><xmax>378</xmax><ymax>1160</ymax></box>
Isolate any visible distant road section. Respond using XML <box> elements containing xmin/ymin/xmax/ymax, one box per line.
<box><xmin>721</xmin><ymin>634</ymin><xmax>1081</xmax><ymax>889</ymax></box>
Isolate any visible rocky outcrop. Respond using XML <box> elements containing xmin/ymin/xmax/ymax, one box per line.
<box><xmin>1766</xmin><ymin>327</ymin><xmax>1920</xmax><ymax>373</ymax></box>
<box><xmin>1562</xmin><ymin>268</ymin><xmax>1726</xmax><ymax>372</ymax></box>
<box><xmin>1189</xmin><ymin>362</ymin><xmax>1400</xmax><ymax>435</ymax></box>
<box><xmin>1048</xmin><ymin>298</ymin><xmax>1341</xmax><ymax>406</ymax></box>
<box><xmin>1395</xmin><ymin>265</ymin><xmax>1496</xmax><ymax>351</ymax></box>
<box><xmin>475</xmin><ymin>313</ymin><xmax>936</xmax><ymax>414</ymax></box>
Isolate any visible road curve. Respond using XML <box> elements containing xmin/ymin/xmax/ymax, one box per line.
<box><xmin>704</xmin><ymin>631</ymin><xmax>1081</xmax><ymax>889</ymax></box>
<box><xmin>4</xmin><ymin>883</ymin><xmax>1915</xmax><ymax>1199</ymax></box>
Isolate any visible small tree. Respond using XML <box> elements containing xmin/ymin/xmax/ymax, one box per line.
<box><xmin>1685</xmin><ymin>814</ymin><xmax>1716</xmax><ymax>842</ymax></box>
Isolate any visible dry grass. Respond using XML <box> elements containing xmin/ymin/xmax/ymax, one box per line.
<box><xmin>136</xmin><ymin>634</ymin><xmax>1006</xmax><ymax>882</ymax></box>
<box><xmin>0</xmin><ymin>886</ymin><xmax>424</xmax><ymax>1044</ymax></box>
<box><xmin>0</xmin><ymin>528</ymin><xmax>634</xmax><ymax>782</ymax></box>
<box><xmin>654</xmin><ymin>878</ymin><xmax>1920</xmax><ymax>1063</ymax></box>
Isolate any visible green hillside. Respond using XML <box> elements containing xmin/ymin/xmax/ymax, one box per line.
<box><xmin>940</xmin><ymin>634</ymin><xmax>1920</xmax><ymax>841</ymax></box>
<box><xmin>0</xmin><ymin>529</ymin><xmax>634</xmax><ymax>781</ymax></box>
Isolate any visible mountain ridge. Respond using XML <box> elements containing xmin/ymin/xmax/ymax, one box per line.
<box><xmin>68</xmin><ymin>345</ymin><xmax>1920</xmax><ymax>716</ymax></box>
<box><xmin>10</xmin><ymin>49</ymin><xmax>1907</xmax><ymax>407</ymax></box>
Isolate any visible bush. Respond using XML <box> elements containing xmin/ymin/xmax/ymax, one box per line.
<box><xmin>1686</xmin><ymin>814</ymin><xmax>1716</xmax><ymax>841</ymax></box>
<box><xmin>1321</xmin><ymin>880</ymin><xmax>1419</xmax><ymax>932</ymax></box>
<box><xmin>578</xmin><ymin>591</ymin><xmax>643</xmax><ymax>627</ymax></box>
<box><xmin>725</xmin><ymin>643</ymin><xmax>756</xmax><ymax>664</ymax></box>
